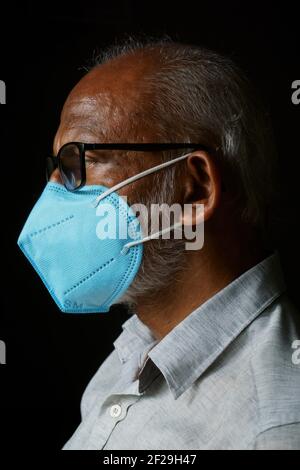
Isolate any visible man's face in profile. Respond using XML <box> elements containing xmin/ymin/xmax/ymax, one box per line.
<box><xmin>50</xmin><ymin>51</ymin><xmax>209</xmax><ymax>312</ymax></box>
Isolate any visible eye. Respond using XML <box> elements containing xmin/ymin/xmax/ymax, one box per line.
<box><xmin>85</xmin><ymin>151</ymin><xmax>108</xmax><ymax>165</ymax></box>
<box><xmin>85</xmin><ymin>156</ymin><xmax>96</xmax><ymax>167</ymax></box>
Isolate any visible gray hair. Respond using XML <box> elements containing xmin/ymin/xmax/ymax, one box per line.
<box><xmin>119</xmin><ymin>162</ymin><xmax>187</xmax><ymax>304</ymax></box>
<box><xmin>91</xmin><ymin>36</ymin><xmax>278</xmax><ymax>237</ymax></box>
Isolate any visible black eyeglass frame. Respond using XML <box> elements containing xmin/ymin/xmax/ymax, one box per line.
<box><xmin>46</xmin><ymin>142</ymin><xmax>214</xmax><ymax>191</ymax></box>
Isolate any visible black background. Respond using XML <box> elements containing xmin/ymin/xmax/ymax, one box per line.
<box><xmin>0</xmin><ymin>0</ymin><xmax>299</xmax><ymax>453</ymax></box>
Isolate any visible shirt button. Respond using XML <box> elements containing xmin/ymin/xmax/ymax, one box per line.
<box><xmin>110</xmin><ymin>404</ymin><xmax>122</xmax><ymax>418</ymax></box>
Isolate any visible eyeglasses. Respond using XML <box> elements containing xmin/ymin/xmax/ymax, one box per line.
<box><xmin>46</xmin><ymin>142</ymin><xmax>211</xmax><ymax>191</ymax></box>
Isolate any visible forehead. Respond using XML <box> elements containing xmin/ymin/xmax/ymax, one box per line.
<box><xmin>57</xmin><ymin>54</ymin><xmax>158</xmax><ymax>143</ymax></box>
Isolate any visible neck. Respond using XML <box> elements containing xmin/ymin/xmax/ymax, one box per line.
<box><xmin>135</xmin><ymin>228</ymin><xmax>268</xmax><ymax>340</ymax></box>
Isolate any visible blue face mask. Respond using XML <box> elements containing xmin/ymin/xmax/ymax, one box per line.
<box><xmin>17</xmin><ymin>152</ymin><xmax>190</xmax><ymax>313</ymax></box>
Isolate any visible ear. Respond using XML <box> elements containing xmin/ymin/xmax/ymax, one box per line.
<box><xmin>181</xmin><ymin>151</ymin><xmax>222</xmax><ymax>225</ymax></box>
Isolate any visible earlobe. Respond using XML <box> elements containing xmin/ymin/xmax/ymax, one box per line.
<box><xmin>182</xmin><ymin>151</ymin><xmax>222</xmax><ymax>225</ymax></box>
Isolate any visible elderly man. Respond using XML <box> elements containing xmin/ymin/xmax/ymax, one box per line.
<box><xmin>18</xmin><ymin>40</ymin><xmax>300</xmax><ymax>450</ymax></box>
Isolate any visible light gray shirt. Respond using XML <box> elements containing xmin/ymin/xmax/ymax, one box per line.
<box><xmin>63</xmin><ymin>252</ymin><xmax>300</xmax><ymax>450</ymax></box>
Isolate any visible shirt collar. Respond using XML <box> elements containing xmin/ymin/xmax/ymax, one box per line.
<box><xmin>113</xmin><ymin>311</ymin><xmax>158</xmax><ymax>367</ymax></box>
<box><xmin>114</xmin><ymin>252</ymin><xmax>286</xmax><ymax>400</ymax></box>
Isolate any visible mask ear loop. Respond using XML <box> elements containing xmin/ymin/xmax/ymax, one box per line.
<box><xmin>91</xmin><ymin>152</ymin><xmax>192</xmax><ymax>208</ymax></box>
<box><xmin>121</xmin><ymin>221</ymin><xmax>183</xmax><ymax>255</ymax></box>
